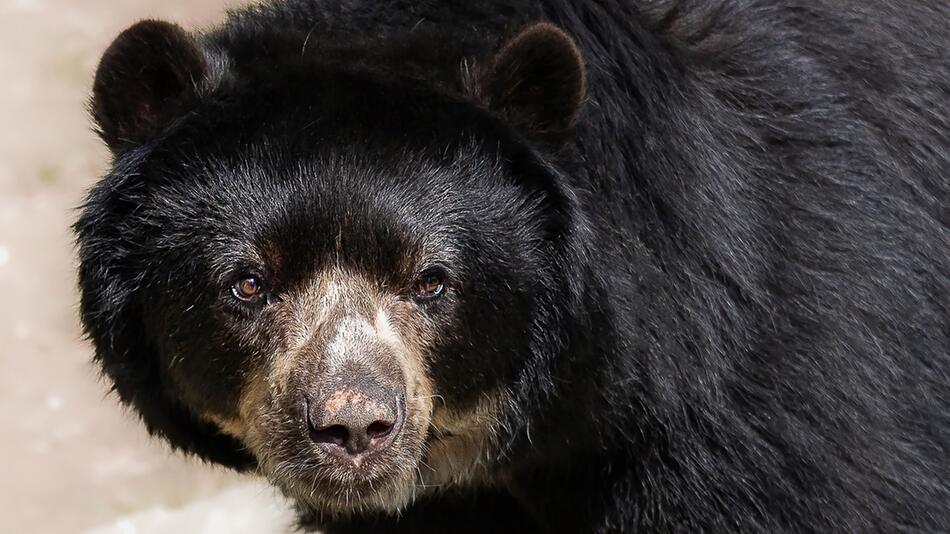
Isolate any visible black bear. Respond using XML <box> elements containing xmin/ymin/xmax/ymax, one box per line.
<box><xmin>76</xmin><ymin>1</ymin><xmax>950</xmax><ymax>532</ymax></box>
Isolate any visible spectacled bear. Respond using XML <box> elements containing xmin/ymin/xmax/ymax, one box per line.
<box><xmin>76</xmin><ymin>1</ymin><xmax>950</xmax><ymax>532</ymax></box>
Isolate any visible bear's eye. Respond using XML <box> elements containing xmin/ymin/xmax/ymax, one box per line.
<box><xmin>412</xmin><ymin>268</ymin><xmax>446</xmax><ymax>301</ymax></box>
<box><xmin>232</xmin><ymin>275</ymin><xmax>265</xmax><ymax>302</ymax></box>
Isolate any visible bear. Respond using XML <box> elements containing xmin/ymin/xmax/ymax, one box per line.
<box><xmin>75</xmin><ymin>0</ymin><xmax>950</xmax><ymax>532</ymax></box>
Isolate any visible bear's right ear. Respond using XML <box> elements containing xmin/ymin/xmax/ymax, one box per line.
<box><xmin>92</xmin><ymin>20</ymin><xmax>208</xmax><ymax>150</ymax></box>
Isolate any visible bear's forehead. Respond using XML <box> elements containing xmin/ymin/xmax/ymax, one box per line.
<box><xmin>143</xmin><ymin>151</ymin><xmax>478</xmax><ymax>287</ymax></box>
<box><xmin>150</xmin><ymin>134</ymin><xmax>523</xmax><ymax>240</ymax></box>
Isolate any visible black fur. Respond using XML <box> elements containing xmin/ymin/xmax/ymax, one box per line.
<box><xmin>77</xmin><ymin>1</ymin><xmax>950</xmax><ymax>532</ymax></box>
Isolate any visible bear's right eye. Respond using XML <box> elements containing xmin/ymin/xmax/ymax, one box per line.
<box><xmin>412</xmin><ymin>267</ymin><xmax>447</xmax><ymax>301</ymax></box>
<box><xmin>232</xmin><ymin>275</ymin><xmax>265</xmax><ymax>303</ymax></box>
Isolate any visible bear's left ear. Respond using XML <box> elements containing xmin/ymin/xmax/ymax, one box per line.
<box><xmin>92</xmin><ymin>20</ymin><xmax>209</xmax><ymax>150</ymax></box>
<box><xmin>480</xmin><ymin>22</ymin><xmax>587</xmax><ymax>136</ymax></box>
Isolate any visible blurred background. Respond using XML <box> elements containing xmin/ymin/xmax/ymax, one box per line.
<box><xmin>0</xmin><ymin>1</ymin><xmax>295</xmax><ymax>532</ymax></box>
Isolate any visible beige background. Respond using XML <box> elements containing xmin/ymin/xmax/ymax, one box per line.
<box><xmin>0</xmin><ymin>1</ymin><xmax>294</xmax><ymax>532</ymax></box>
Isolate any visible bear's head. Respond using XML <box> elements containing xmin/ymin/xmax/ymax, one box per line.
<box><xmin>77</xmin><ymin>19</ymin><xmax>587</xmax><ymax>515</ymax></box>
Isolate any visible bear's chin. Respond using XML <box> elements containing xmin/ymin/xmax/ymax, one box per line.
<box><xmin>291</xmin><ymin>475</ymin><xmax>419</xmax><ymax>516</ymax></box>
<box><xmin>268</xmin><ymin>450</ymin><xmax>423</xmax><ymax>516</ymax></box>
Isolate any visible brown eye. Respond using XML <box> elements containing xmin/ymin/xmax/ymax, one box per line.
<box><xmin>232</xmin><ymin>275</ymin><xmax>265</xmax><ymax>302</ymax></box>
<box><xmin>412</xmin><ymin>268</ymin><xmax>446</xmax><ymax>301</ymax></box>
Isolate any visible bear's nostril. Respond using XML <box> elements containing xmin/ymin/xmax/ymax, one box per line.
<box><xmin>310</xmin><ymin>424</ymin><xmax>349</xmax><ymax>448</ymax></box>
<box><xmin>366</xmin><ymin>420</ymin><xmax>394</xmax><ymax>440</ymax></box>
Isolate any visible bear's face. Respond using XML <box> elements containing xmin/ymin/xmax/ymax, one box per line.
<box><xmin>139</xmin><ymin>139</ymin><xmax>548</xmax><ymax>512</ymax></box>
<box><xmin>78</xmin><ymin>20</ymin><xmax>585</xmax><ymax>515</ymax></box>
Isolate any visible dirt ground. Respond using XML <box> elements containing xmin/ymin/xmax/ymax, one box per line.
<box><xmin>0</xmin><ymin>1</ymin><xmax>295</xmax><ymax>532</ymax></box>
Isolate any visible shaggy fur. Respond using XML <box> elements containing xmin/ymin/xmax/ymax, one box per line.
<box><xmin>77</xmin><ymin>1</ymin><xmax>950</xmax><ymax>532</ymax></box>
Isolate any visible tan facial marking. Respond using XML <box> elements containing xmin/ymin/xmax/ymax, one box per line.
<box><xmin>374</xmin><ymin>308</ymin><xmax>403</xmax><ymax>348</ymax></box>
<box><xmin>325</xmin><ymin>315</ymin><xmax>376</xmax><ymax>372</ymax></box>
<box><xmin>324</xmin><ymin>389</ymin><xmax>371</xmax><ymax>415</ymax></box>
<box><xmin>205</xmin><ymin>413</ymin><xmax>246</xmax><ymax>440</ymax></box>
<box><xmin>200</xmin><ymin>266</ymin><xmax>504</xmax><ymax>513</ymax></box>
<box><xmin>422</xmin><ymin>389</ymin><xmax>506</xmax><ymax>487</ymax></box>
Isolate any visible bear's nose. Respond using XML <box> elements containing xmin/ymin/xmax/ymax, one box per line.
<box><xmin>306</xmin><ymin>376</ymin><xmax>403</xmax><ymax>457</ymax></box>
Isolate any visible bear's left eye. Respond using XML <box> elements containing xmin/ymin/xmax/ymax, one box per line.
<box><xmin>232</xmin><ymin>275</ymin><xmax>265</xmax><ymax>303</ymax></box>
<box><xmin>412</xmin><ymin>268</ymin><xmax>447</xmax><ymax>301</ymax></box>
